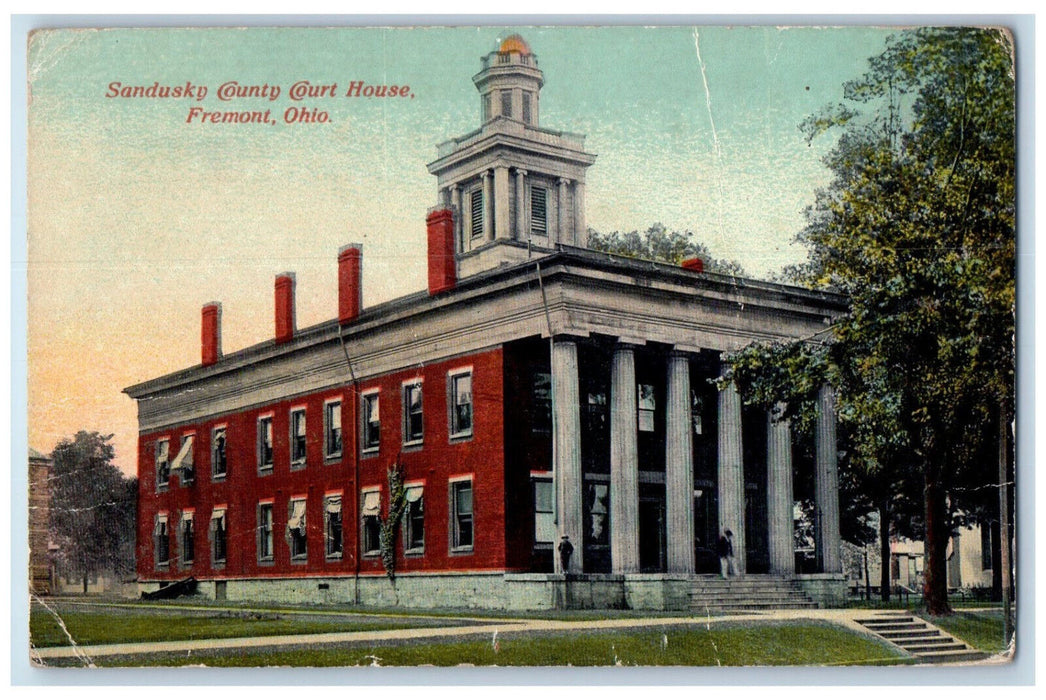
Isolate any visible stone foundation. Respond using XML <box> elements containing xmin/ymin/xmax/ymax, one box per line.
<box><xmin>139</xmin><ymin>572</ymin><xmax>848</xmax><ymax>610</ymax></box>
<box><xmin>796</xmin><ymin>573</ymin><xmax>848</xmax><ymax>608</ymax></box>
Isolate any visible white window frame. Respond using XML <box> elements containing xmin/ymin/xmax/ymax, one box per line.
<box><xmin>287</xmin><ymin>496</ymin><xmax>308</xmax><ymax>562</ymax></box>
<box><xmin>154</xmin><ymin>512</ymin><xmax>170</xmax><ymax>567</ymax></box>
<box><xmin>360</xmin><ymin>487</ymin><xmax>382</xmax><ymax>557</ymax></box>
<box><xmin>449</xmin><ymin>475</ymin><xmax>474</xmax><ymax>553</ymax></box>
<box><xmin>289</xmin><ymin>407</ymin><xmax>307</xmax><ymax>468</ymax></box>
<box><xmin>180</xmin><ymin>510</ymin><xmax>195</xmax><ymax>566</ymax></box>
<box><xmin>531</xmin><ymin>474</ymin><xmax>555</xmax><ymax>546</ymax></box>
<box><xmin>448</xmin><ymin>367</ymin><xmax>474</xmax><ymax>440</ymax></box>
<box><xmin>171</xmin><ymin>432</ymin><xmax>196</xmax><ymax>487</ymax></box>
<box><xmin>403</xmin><ymin>481</ymin><xmax>425</xmax><ymax>555</ymax></box>
<box><xmin>211</xmin><ymin>425</ymin><xmax>228</xmax><ymax>480</ymax></box>
<box><xmin>210</xmin><ymin>506</ymin><xmax>227</xmax><ymax>566</ymax></box>
<box><xmin>257</xmin><ymin>414</ymin><xmax>274</xmax><ymax>474</ymax></box>
<box><xmin>324</xmin><ymin>491</ymin><xmax>344</xmax><ymax>560</ymax></box>
<box><xmin>361</xmin><ymin>390</ymin><xmax>381</xmax><ymax>455</ymax></box>
<box><xmin>258</xmin><ymin>500</ymin><xmax>275</xmax><ymax>563</ymax></box>
<box><xmin>324</xmin><ymin>398</ymin><xmax>343</xmax><ymax>460</ymax></box>
<box><xmin>402</xmin><ymin>378</ymin><xmax>424</xmax><ymax>447</ymax></box>
<box><xmin>155</xmin><ymin>438</ymin><xmax>171</xmax><ymax>490</ymax></box>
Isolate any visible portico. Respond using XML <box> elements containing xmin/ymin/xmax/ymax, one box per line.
<box><xmin>543</xmin><ymin>334</ymin><xmax>842</xmax><ymax>579</ymax></box>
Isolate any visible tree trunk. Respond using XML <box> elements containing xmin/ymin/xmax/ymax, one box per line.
<box><xmin>879</xmin><ymin>498</ymin><xmax>891</xmax><ymax>602</ymax></box>
<box><xmin>923</xmin><ymin>475</ymin><xmax>951</xmax><ymax>615</ymax></box>
<box><xmin>82</xmin><ymin>573</ymin><xmax>88</xmax><ymax>594</ymax></box>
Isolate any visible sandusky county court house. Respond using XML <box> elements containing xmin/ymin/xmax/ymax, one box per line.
<box><xmin>126</xmin><ymin>35</ymin><xmax>850</xmax><ymax>610</ymax></box>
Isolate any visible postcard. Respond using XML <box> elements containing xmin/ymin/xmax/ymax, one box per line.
<box><xmin>25</xmin><ymin>23</ymin><xmax>1017</xmax><ymax>670</ymax></box>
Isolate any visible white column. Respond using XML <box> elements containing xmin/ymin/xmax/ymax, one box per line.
<box><xmin>553</xmin><ymin>338</ymin><xmax>583</xmax><ymax>574</ymax></box>
<box><xmin>666</xmin><ymin>351</ymin><xmax>695</xmax><ymax>574</ymax></box>
<box><xmin>573</xmin><ymin>180</ymin><xmax>586</xmax><ymax>247</ymax></box>
<box><xmin>515</xmin><ymin>169</ymin><xmax>527</xmax><ymax>239</ymax></box>
<box><xmin>717</xmin><ymin>367</ymin><xmax>746</xmax><ymax>573</ymax></box>
<box><xmin>494</xmin><ymin>165</ymin><xmax>510</xmax><ymax>240</ymax></box>
<box><xmin>481</xmin><ymin>171</ymin><xmax>493</xmax><ymax>242</ymax></box>
<box><xmin>766</xmin><ymin>405</ymin><xmax>795</xmax><ymax>575</ymax></box>
<box><xmin>609</xmin><ymin>343</ymin><xmax>639</xmax><ymax>574</ymax></box>
<box><xmin>557</xmin><ymin>178</ymin><xmax>570</xmax><ymax>246</ymax></box>
<box><xmin>450</xmin><ymin>185</ymin><xmax>462</xmax><ymax>252</ymax></box>
<box><xmin>815</xmin><ymin>384</ymin><xmax>842</xmax><ymax>574</ymax></box>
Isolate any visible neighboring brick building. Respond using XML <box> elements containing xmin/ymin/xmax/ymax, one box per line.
<box><xmin>28</xmin><ymin>447</ymin><xmax>53</xmax><ymax>595</ymax></box>
<box><xmin>125</xmin><ymin>35</ymin><xmax>849</xmax><ymax>609</ymax></box>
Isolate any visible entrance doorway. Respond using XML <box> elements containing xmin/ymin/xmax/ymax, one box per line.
<box><xmin>639</xmin><ymin>497</ymin><xmax>666</xmax><ymax>573</ymax></box>
<box><xmin>693</xmin><ymin>483</ymin><xmax>719</xmax><ymax>573</ymax></box>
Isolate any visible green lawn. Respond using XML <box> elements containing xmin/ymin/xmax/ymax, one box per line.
<box><xmin>82</xmin><ymin>622</ymin><xmax>911</xmax><ymax>667</ymax></box>
<box><xmin>29</xmin><ymin>603</ymin><xmax>445</xmax><ymax>648</ymax></box>
<box><xmin>928</xmin><ymin>610</ymin><xmax>1009</xmax><ymax>653</ymax></box>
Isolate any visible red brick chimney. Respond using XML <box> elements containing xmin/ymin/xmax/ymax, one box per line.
<box><xmin>201</xmin><ymin>302</ymin><xmax>222</xmax><ymax>366</ymax></box>
<box><xmin>427</xmin><ymin>208</ymin><xmax>456</xmax><ymax>296</ymax></box>
<box><xmin>275</xmin><ymin>272</ymin><xmax>296</xmax><ymax>344</ymax></box>
<box><xmin>681</xmin><ymin>256</ymin><xmax>704</xmax><ymax>273</ymax></box>
<box><xmin>338</xmin><ymin>244</ymin><xmax>363</xmax><ymax>324</ymax></box>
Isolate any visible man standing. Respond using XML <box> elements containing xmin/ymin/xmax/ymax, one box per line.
<box><xmin>717</xmin><ymin>529</ymin><xmax>736</xmax><ymax>578</ymax></box>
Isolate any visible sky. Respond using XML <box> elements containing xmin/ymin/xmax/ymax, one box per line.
<box><xmin>26</xmin><ymin>25</ymin><xmax>897</xmax><ymax>475</ymax></box>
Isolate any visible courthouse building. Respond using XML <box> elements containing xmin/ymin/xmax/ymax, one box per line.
<box><xmin>126</xmin><ymin>35</ymin><xmax>849</xmax><ymax>609</ymax></box>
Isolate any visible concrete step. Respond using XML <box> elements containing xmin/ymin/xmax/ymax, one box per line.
<box><xmin>861</xmin><ymin>622</ymin><xmax>929</xmax><ymax>632</ymax></box>
<box><xmin>914</xmin><ymin>649</ymin><xmax>990</xmax><ymax>664</ymax></box>
<box><xmin>854</xmin><ymin>616</ymin><xmax>915</xmax><ymax>624</ymax></box>
<box><xmin>879</xmin><ymin>629</ymin><xmax>942</xmax><ymax>640</ymax></box>
<box><xmin>900</xmin><ymin>641</ymin><xmax>970</xmax><ymax>653</ymax></box>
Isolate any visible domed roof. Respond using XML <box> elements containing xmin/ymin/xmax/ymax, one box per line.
<box><xmin>499</xmin><ymin>34</ymin><xmax>532</xmax><ymax>55</ymax></box>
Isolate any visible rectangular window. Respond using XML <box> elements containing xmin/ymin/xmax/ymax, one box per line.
<box><xmin>288</xmin><ymin>498</ymin><xmax>307</xmax><ymax>561</ymax></box>
<box><xmin>405</xmin><ymin>485</ymin><xmax>424</xmax><ymax>552</ymax></box>
<box><xmin>533</xmin><ymin>478</ymin><xmax>554</xmax><ymax>545</ymax></box>
<box><xmin>449</xmin><ymin>370</ymin><xmax>473</xmax><ymax>438</ymax></box>
<box><xmin>451</xmin><ymin>479</ymin><xmax>474</xmax><ymax>551</ymax></box>
<box><xmin>403</xmin><ymin>381</ymin><xmax>424</xmax><ymax>445</ymax></box>
<box><xmin>522</xmin><ymin>91</ymin><xmax>532</xmax><ymax>124</ymax></box>
<box><xmin>470</xmin><ymin>189</ymin><xmax>484</xmax><ymax>238</ymax></box>
<box><xmin>981</xmin><ymin>524</ymin><xmax>993</xmax><ymax>570</ymax></box>
<box><xmin>361</xmin><ymin>490</ymin><xmax>381</xmax><ymax>556</ymax></box>
<box><xmin>482</xmin><ymin>93</ymin><xmax>491</xmax><ymax>122</ymax></box>
<box><xmin>211</xmin><ymin>508</ymin><xmax>227</xmax><ymax>565</ymax></box>
<box><xmin>532</xmin><ymin>372</ymin><xmax>552</xmax><ymax>433</ymax></box>
<box><xmin>530</xmin><ymin>186</ymin><xmax>548</xmax><ymax>236</ymax></box>
<box><xmin>258</xmin><ymin>502</ymin><xmax>274</xmax><ymax>561</ymax></box>
<box><xmin>362</xmin><ymin>392</ymin><xmax>380</xmax><ymax>452</ymax></box>
<box><xmin>171</xmin><ymin>434</ymin><xmax>195</xmax><ymax>486</ymax></box>
<box><xmin>325</xmin><ymin>400</ymin><xmax>343</xmax><ymax>458</ymax></box>
<box><xmin>181</xmin><ymin>511</ymin><xmax>195</xmax><ymax>565</ymax></box>
<box><xmin>154</xmin><ymin>513</ymin><xmax>170</xmax><ymax>567</ymax></box>
<box><xmin>257</xmin><ymin>416</ymin><xmax>274</xmax><ymax>472</ymax></box>
<box><xmin>212</xmin><ymin>426</ymin><xmax>227</xmax><ymax>479</ymax></box>
<box><xmin>638</xmin><ymin>384</ymin><xmax>656</xmax><ymax>433</ymax></box>
<box><xmin>156</xmin><ymin>439</ymin><xmax>170</xmax><ymax>488</ymax></box>
<box><xmin>501</xmin><ymin>90</ymin><xmax>513</xmax><ymax>118</ymax></box>
<box><xmin>325</xmin><ymin>494</ymin><xmax>343</xmax><ymax>558</ymax></box>
<box><xmin>290</xmin><ymin>409</ymin><xmax>307</xmax><ymax>465</ymax></box>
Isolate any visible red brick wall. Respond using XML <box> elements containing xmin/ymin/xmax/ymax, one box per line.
<box><xmin>136</xmin><ymin>347</ymin><xmax>506</xmax><ymax>582</ymax></box>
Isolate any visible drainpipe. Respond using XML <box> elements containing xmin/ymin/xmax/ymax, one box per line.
<box><xmin>337</xmin><ymin>325</ymin><xmax>361</xmax><ymax>605</ymax></box>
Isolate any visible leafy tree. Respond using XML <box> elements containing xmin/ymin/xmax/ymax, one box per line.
<box><xmin>49</xmin><ymin>432</ymin><xmax>137</xmax><ymax>592</ymax></box>
<box><xmin>588</xmin><ymin>223</ymin><xmax>746</xmax><ymax>275</ymax></box>
<box><xmin>728</xmin><ymin>28</ymin><xmax>1014</xmax><ymax>615</ymax></box>
<box><xmin>378</xmin><ymin>460</ymin><xmax>408</xmax><ymax>582</ymax></box>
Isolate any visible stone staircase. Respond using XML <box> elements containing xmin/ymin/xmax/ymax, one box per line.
<box><xmin>688</xmin><ymin>575</ymin><xmax>818</xmax><ymax>613</ymax></box>
<box><xmin>854</xmin><ymin>611</ymin><xmax>988</xmax><ymax>663</ymax></box>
